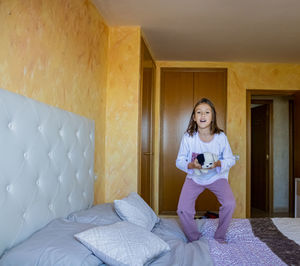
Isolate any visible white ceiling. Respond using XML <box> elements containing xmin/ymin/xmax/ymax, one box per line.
<box><xmin>92</xmin><ymin>0</ymin><xmax>300</xmax><ymax>63</ymax></box>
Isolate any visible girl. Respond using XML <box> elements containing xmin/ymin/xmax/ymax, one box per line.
<box><xmin>176</xmin><ymin>98</ymin><xmax>236</xmax><ymax>243</ymax></box>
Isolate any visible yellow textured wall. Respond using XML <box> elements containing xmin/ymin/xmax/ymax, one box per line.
<box><xmin>155</xmin><ymin>61</ymin><xmax>300</xmax><ymax>218</ymax></box>
<box><xmin>104</xmin><ymin>26</ymin><xmax>141</xmax><ymax>203</ymax></box>
<box><xmin>3</xmin><ymin>1</ymin><xmax>299</xmax><ymax>215</ymax></box>
<box><xmin>0</xmin><ymin>0</ymin><xmax>109</xmax><ymax>203</ymax></box>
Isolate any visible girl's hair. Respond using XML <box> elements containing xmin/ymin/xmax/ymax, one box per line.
<box><xmin>186</xmin><ymin>98</ymin><xmax>223</xmax><ymax>136</ymax></box>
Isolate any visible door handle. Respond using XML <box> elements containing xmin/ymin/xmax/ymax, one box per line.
<box><xmin>144</xmin><ymin>152</ymin><xmax>153</xmax><ymax>155</ymax></box>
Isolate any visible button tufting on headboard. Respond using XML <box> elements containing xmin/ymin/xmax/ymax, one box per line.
<box><xmin>0</xmin><ymin>88</ymin><xmax>95</xmax><ymax>257</ymax></box>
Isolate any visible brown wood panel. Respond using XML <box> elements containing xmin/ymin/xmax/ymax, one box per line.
<box><xmin>160</xmin><ymin>71</ymin><xmax>194</xmax><ymax>214</ymax></box>
<box><xmin>160</xmin><ymin>69</ymin><xmax>227</xmax><ymax>215</ymax></box>
<box><xmin>194</xmin><ymin>71</ymin><xmax>227</xmax><ymax>131</ymax></box>
<box><xmin>141</xmin><ymin>68</ymin><xmax>153</xmax><ymax>205</ymax></box>
<box><xmin>193</xmin><ymin>71</ymin><xmax>226</xmax><ymax>212</ymax></box>
<box><xmin>140</xmin><ymin>39</ymin><xmax>155</xmax><ymax>206</ymax></box>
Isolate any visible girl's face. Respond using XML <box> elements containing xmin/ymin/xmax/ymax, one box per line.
<box><xmin>193</xmin><ymin>103</ymin><xmax>213</xmax><ymax>130</ymax></box>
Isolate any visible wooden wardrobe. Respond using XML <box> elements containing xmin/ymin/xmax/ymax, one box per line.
<box><xmin>140</xmin><ymin>39</ymin><xmax>155</xmax><ymax>206</ymax></box>
<box><xmin>159</xmin><ymin>68</ymin><xmax>227</xmax><ymax>215</ymax></box>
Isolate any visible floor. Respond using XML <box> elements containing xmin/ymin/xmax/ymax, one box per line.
<box><xmin>251</xmin><ymin>207</ymin><xmax>291</xmax><ymax>218</ymax></box>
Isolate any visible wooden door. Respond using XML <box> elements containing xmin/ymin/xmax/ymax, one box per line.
<box><xmin>141</xmin><ymin>67</ymin><xmax>153</xmax><ymax>205</ymax></box>
<box><xmin>193</xmin><ymin>71</ymin><xmax>227</xmax><ymax>211</ymax></box>
<box><xmin>140</xmin><ymin>39</ymin><xmax>155</xmax><ymax>206</ymax></box>
<box><xmin>251</xmin><ymin>104</ymin><xmax>270</xmax><ymax>213</ymax></box>
<box><xmin>293</xmin><ymin>92</ymin><xmax>300</xmax><ymax>179</ymax></box>
<box><xmin>292</xmin><ymin>91</ymin><xmax>300</xmax><ymax>216</ymax></box>
<box><xmin>160</xmin><ymin>69</ymin><xmax>227</xmax><ymax>215</ymax></box>
<box><xmin>160</xmin><ymin>71</ymin><xmax>194</xmax><ymax>215</ymax></box>
<box><xmin>194</xmin><ymin>71</ymin><xmax>227</xmax><ymax>130</ymax></box>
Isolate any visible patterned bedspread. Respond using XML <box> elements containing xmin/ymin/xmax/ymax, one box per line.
<box><xmin>151</xmin><ymin>217</ymin><xmax>300</xmax><ymax>266</ymax></box>
<box><xmin>198</xmin><ymin>218</ymin><xmax>300</xmax><ymax>266</ymax></box>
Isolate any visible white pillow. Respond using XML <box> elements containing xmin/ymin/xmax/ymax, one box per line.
<box><xmin>74</xmin><ymin>221</ymin><xmax>170</xmax><ymax>266</ymax></box>
<box><xmin>114</xmin><ymin>192</ymin><xmax>159</xmax><ymax>231</ymax></box>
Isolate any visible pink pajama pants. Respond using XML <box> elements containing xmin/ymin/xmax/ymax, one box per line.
<box><xmin>177</xmin><ymin>178</ymin><xmax>236</xmax><ymax>242</ymax></box>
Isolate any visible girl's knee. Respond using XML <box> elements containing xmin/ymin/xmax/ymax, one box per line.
<box><xmin>177</xmin><ymin>208</ymin><xmax>186</xmax><ymax>217</ymax></box>
<box><xmin>177</xmin><ymin>209</ymin><xmax>194</xmax><ymax>219</ymax></box>
<box><xmin>177</xmin><ymin>200</ymin><xmax>195</xmax><ymax>215</ymax></box>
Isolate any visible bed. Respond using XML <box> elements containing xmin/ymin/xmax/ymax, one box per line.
<box><xmin>0</xmin><ymin>88</ymin><xmax>300</xmax><ymax>266</ymax></box>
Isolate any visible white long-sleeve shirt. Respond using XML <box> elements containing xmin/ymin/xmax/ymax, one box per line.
<box><xmin>176</xmin><ymin>132</ymin><xmax>236</xmax><ymax>185</ymax></box>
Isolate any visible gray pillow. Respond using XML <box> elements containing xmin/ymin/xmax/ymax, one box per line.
<box><xmin>75</xmin><ymin>221</ymin><xmax>170</xmax><ymax>266</ymax></box>
<box><xmin>0</xmin><ymin>219</ymin><xmax>102</xmax><ymax>266</ymax></box>
<box><xmin>67</xmin><ymin>202</ymin><xmax>121</xmax><ymax>225</ymax></box>
<box><xmin>114</xmin><ymin>192</ymin><xmax>160</xmax><ymax>231</ymax></box>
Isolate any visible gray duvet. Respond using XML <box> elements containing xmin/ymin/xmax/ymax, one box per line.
<box><xmin>0</xmin><ymin>204</ymin><xmax>213</xmax><ymax>266</ymax></box>
<box><xmin>0</xmin><ymin>204</ymin><xmax>300</xmax><ymax>266</ymax></box>
<box><xmin>4</xmin><ymin>203</ymin><xmax>296</xmax><ymax>266</ymax></box>
<box><xmin>149</xmin><ymin>218</ymin><xmax>213</xmax><ymax>266</ymax></box>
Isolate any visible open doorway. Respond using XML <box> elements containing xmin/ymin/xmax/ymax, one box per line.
<box><xmin>247</xmin><ymin>90</ymin><xmax>299</xmax><ymax>218</ymax></box>
<box><xmin>251</xmin><ymin>100</ymin><xmax>272</xmax><ymax>217</ymax></box>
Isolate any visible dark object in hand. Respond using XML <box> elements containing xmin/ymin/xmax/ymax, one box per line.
<box><xmin>204</xmin><ymin>211</ymin><xmax>219</xmax><ymax>219</ymax></box>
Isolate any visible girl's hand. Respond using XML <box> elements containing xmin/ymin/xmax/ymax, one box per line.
<box><xmin>187</xmin><ymin>159</ymin><xmax>202</xmax><ymax>169</ymax></box>
<box><xmin>208</xmin><ymin>160</ymin><xmax>221</xmax><ymax>169</ymax></box>
<box><xmin>193</xmin><ymin>158</ymin><xmax>202</xmax><ymax>169</ymax></box>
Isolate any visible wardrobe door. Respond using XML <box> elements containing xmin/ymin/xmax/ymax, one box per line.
<box><xmin>193</xmin><ymin>70</ymin><xmax>227</xmax><ymax>212</ymax></box>
<box><xmin>140</xmin><ymin>39</ymin><xmax>155</xmax><ymax>206</ymax></box>
<box><xmin>194</xmin><ymin>71</ymin><xmax>227</xmax><ymax>131</ymax></box>
<box><xmin>160</xmin><ymin>70</ymin><xmax>194</xmax><ymax>214</ymax></box>
<box><xmin>160</xmin><ymin>69</ymin><xmax>227</xmax><ymax>215</ymax></box>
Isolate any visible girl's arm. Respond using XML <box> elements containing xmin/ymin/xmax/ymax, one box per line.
<box><xmin>176</xmin><ymin>135</ymin><xmax>196</xmax><ymax>174</ymax></box>
<box><xmin>217</xmin><ymin>135</ymin><xmax>236</xmax><ymax>173</ymax></box>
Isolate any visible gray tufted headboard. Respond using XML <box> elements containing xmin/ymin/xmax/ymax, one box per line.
<box><xmin>0</xmin><ymin>88</ymin><xmax>95</xmax><ymax>256</ymax></box>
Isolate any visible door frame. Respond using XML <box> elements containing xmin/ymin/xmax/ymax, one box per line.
<box><xmin>139</xmin><ymin>37</ymin><xmax>156</xmax><ymax>207</ymax></box>
<box><xmin>250</xmin><ymin>99</ymin><xmax>273</xmax><ymax>216</ymax></box>
<box><xmin>246</xmin><ymin>90</ymin><xmax>295</xmax><ymax>218</ymax></box>
<box><xmin>289</xmin><ymin>99</ymin><xmax>294</xmax><ymax>217</ymax></box>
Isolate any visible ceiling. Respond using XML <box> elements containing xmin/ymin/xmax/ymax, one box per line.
<box><xmin>92</xmin><ymin>0</ymin><xmax>300</xmax><ymax>63</ymax></box>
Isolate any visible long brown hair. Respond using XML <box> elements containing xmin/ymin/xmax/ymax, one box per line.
<box><xmin>186</xmin><ymin>98</ymin><xmax>223</xmax><ymax>136</ymax></box>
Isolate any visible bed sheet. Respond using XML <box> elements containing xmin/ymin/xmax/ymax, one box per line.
<box><xmin>272</xmin><ymin>217</ymin><xmax>300</xmax><ymax>245</ymax></box>
<box><xmin>2</xmin><ymin>203</ymin><xmax>300</xmax><ymax>266</ymax></box>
